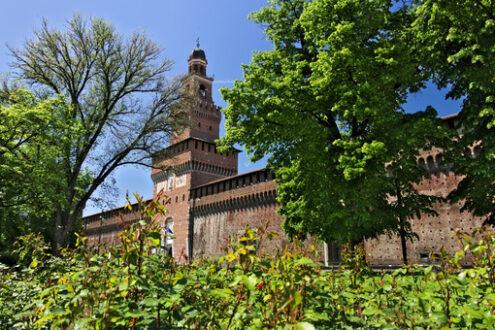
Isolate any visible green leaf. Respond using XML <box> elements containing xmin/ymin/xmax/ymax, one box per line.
<box><xmin>296</xmin><ymin>257</ymin><xmax>314</xmax><ymax>266</ymax></box>
<box><xmin>142</xmin><ymin>297</ymin><xmax>159</xmax><ymax>307</ymax></box>
<box><xmin>33</xmin><ymin>314</ymin><xmax>56</xmax><ymax>326</ymax></box>
<box><xmin>49</xmin><ymin>306</ymin><xmax>67</xmax><ymax>315</ymax></box>
<box><xmin>485</xmin><ymin>293</ymin><xmax>495</xmax><ymax>306</ymax></box>
<box><xmin>295</xmin><ymin>322</ymin><xmax>316</xmax><ymax>330</ymax></box>
<box><xmin>30</xmin><ymin>259</ymin><xmax>38</xmax><ymax>268</ymax></box>
<box><xmin>212</xmin><ymin>288</ymin><xmax>235</xmax><ymax>298</ymax></box>
<box><xmin>118</xmin><ymin>280</ymin><xmax>128</xmax><ymax>291</ymax></box>
<box><xmin>293</xmin><ymin>291</ymin><xmax>302</xmax><ymax>306</ymax></box>
<box><xmin>148</xmin><ymin>231</ymin><xmax>161</xmax><ymax>246</ymax></box>
<box><xmin>243</xmin><ymin>274</ymin><xmax>258</xmax><ymax>291</ymax></box>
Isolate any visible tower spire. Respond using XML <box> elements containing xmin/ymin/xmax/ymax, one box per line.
<box><xmin>196</xmin><ymin>37</ymin><xmax>200</xmax><ymax>48</ymax></box>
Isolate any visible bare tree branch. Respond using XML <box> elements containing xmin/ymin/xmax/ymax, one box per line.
<box><xmin>8</xmin><ymin>15</ymin><xmax>186</xmax><ymax>253</ymax></box>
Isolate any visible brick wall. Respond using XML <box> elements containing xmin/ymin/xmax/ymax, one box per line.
<box><xmin>189</xmin><ymin>169</ymin><xmax>324</xmax><ymax>259</ymax></box>
<box><xmin>84</xmin><ymin>201</ymin><xmax>148</xmax><ymax>250</ymax></box>
<box><xmin>83</xmin><ymin>161</ymin><xmax>482</xmax><ymax>266</ymax></box>
<box><xmin>365</xmin><ymin>146</ymin><xmax>484</xmax><ymax>266</ymax></box>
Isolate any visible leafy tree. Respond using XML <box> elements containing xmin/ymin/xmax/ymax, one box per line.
<box><xmin>383</xmin><ymin>110</ymin><xmax>451</xmax><ymax>264</ymax></box>
<box><xmin>220</xmin><ymin>0</ymin><xmax>448</xmax><ymax>254</ymax></box>
<box><xmin>413</xmin><ymin>0</ymin><xmax>495</xmax><ymax>225</ymax></box>
<box><xmin>8</xmin><ymin>15</ymin><xmax>185</xmax><ymax>253</ymax></box>
<box><xmin>0</xmin><ymin>89</ymin><xmax>87</xmax><ymax>256</ymax></box>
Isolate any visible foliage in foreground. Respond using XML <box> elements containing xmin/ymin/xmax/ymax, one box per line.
<box><xmin>1</xmin><ymin>198</ymin><xmax>494</xmax><ymax>329</ymax></box>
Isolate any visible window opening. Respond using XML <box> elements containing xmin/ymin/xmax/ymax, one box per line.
<box><xmin>326</xmin><ymin>242</ymin><xmax>341</xmax><ymax>263</ymax></box>
<box><xmin>161</xmin><ymin>219</ymin><xmax>174</xmax><ymax>257</ymax></box>
<box><xmin>427</xmin><ymin>156</ymin><xmax>435</xmax><ymax>171</ymax></box>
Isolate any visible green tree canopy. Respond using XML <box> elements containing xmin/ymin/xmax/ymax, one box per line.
<box><xmin>220</xmin><ymin>0</ymin><xmax>450</xmax><ymax>248</ymax></box>
<box><xmin>0</xmin><ymin>89</ymin><xmax>91</xmax><ymax>256</ymax></box>
<box><xmin>413</xmin><ymin>0</ymin><xmax>495</xmax><ymax>225</ymax></box>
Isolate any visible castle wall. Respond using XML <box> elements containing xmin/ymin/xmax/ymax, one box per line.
<box><xmin>84</xmin><ymin>201</ymin><xmax>147</xmax><ymax>249</ymax></box>
<box><xmin>190</xmin><ymin>171</ymin><xmax>283</xmax><ymax>258</ymax></box>
<box><xmin>83</xmin><ymin>163</ymin><xmax>483</xmax><ymax>266</ymax></box>
<box><xmin>365</xmin><ymin>147</ymin><xmax>484</xmax><ymax>266</ymax></box>
<box><xmin>189</xmin><ymin>169</ymin><xmax>324</xmax><ymax>259</ymax></box>
<box><xmin>192</xmin><ymin>199</ymin><xmax>287</xmax><ymax>259</ymax></box>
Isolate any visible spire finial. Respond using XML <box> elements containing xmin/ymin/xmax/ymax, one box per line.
<box><xmin>196</xmin><ymin>37</ymin><xmax>200</xmax><ymax>48</ymax></box>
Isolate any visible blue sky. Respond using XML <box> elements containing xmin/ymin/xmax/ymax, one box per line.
<box><xmin>0</xmin><ymin>1</ymin><xmax>461</xmax><ymax>215</ymax></box>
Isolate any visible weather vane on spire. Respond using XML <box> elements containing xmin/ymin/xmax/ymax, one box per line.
<box><xmin>196</xmin><ymin>37</ymin><xmax>200</xmax><ymax>48</ymax></box>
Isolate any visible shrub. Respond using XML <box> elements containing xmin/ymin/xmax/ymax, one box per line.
<box><xmin>0</xmin><ymin>195</ymin><xmax>494</xmax><ymax>328</ymax></box>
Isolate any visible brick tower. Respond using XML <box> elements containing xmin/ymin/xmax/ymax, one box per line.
<box><xmin>150</xmin><ymin>43</ymin><xmax>239</xmax><ymax>260</ymax></box>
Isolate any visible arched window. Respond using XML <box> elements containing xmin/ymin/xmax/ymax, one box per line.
<box><xmin>426</xmin><ymin>156</ymin><xmax>435</xmax><ymax>171</ymax></box>
<box><xmin>418</xmin><ymin>157</ymin><xmax>426</xmax><ymax>168</ymax></box>
<box><xmin>199</xmin><ymin>85</ymin><xmax>206</xmax><ymax>97</ymax></box>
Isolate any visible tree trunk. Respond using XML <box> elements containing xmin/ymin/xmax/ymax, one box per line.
<box><xmin>395</xmin><ymin>179</ymin><xmax>408</xmax><ymax>265</ymax></box>
<box><xmin>52</xmin><ymin>207</ymin><xmax>70</xmax><ymax>256</ymax></box>
<box><xmin>398</xmin><ymin>219</ymin><xmax>408</xmax><ymax>265</ymax></box>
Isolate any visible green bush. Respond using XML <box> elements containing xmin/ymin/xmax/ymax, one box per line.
<box><xmin>1</xmin><ymin>195</ymin><xmax>494</xmax><ymax>329</ymax></box>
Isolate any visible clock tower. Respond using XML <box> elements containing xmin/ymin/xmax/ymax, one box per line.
<box><xmin>171</xmin><ymin>40</ymin><xmax>220</xmax><ymax>144</ymax></box>
<box><xmin>151</xmin><ymin>43</ymin><xmax>239</xmax><ymax>259</ymax></box>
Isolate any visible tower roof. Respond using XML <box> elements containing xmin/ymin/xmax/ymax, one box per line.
<box><xmin>189</xmin><ymin>38</ymin><xmax>206</xmax><ymax>60</ymax></box>
<box><xmin>189</xmin><ymin>47</ymin><xmax>206</xmax><ymax>60</ymax></box>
